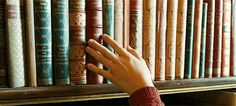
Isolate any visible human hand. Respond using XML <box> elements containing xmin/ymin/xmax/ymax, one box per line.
<box><xmin>86</xmin><ymin>34</ymin><xmax>154</xmax><ymax>95</ymax></box>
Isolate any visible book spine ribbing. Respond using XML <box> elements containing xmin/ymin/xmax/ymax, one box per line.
<box><xmin>231</xmin><ymin>0</ymin><xmax>236</xmax><ymax>76</ymax></box>
<box><xmin>114</xmin><ymin>0</ymin><xmax>123</xmax><ymax>47</ymax></box>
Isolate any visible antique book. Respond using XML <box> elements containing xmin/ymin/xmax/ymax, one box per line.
<box><xmin>204</xmin><ymin>0</ymin><xmax>215</xmax><ymax>78</ymax></box>
<box><xmin>143</xmin><ymin>0</ymin><xmax>157</xmax><ymax>80</ymax></box>
<box><xmin>155</xmin><ymin>0</ymin><xmax>167</xmax><ymax>81</ymax></box>
<box><xmin>86</xmin><ymin>0</ymin><xmax>103</xmax><ymax>84</ymax></box>
<box><xmin>52</xmin><ymin>0</ymin><xmax>70</xmax><ymax>85</ymax></box>
<box><xmin>192</xmin><ymin>0</ymin><xmax>203</xmax><ymax>79</ymax></box>
<box><xmin>184</xmin><ymin>0</ymin><xmax>195</xmax><ymax>79</ymax></box>
<box><xmin>130</xmin><ymin>0</ymin><xmax>143</xmax><ymax>56</ymax></box>
<box><xmin>69</xmin><ymin>0</ymin><xmax>86</xmax><ymax>85</ymax></box>
<box><xmin>6</xmin><ymin>0</ymin><xmax>26</xmax><ymax>87</ymax></box>
<box><xmin>221</xmin><ymin>0</ymin><xmax>231</xmax><ymax>77</ymax></box>
<box><xmin>114</xmin><ymin>0</ymin><xmax>123</xmax><ymax>47</ymax></box>
<box><xmin>199</xmin><ymin>3</ymin><xmax>208</xmax><ymax>78</ymax></box>
<box><xmin>166</xmin><ymin>0</ymin><xmax>178</xmax><ymax>80</ymax></box>
<box><xmin>34</xmin><ymin>0</ymin><xmax>53</xmax><ymax>86</ymax></box>
<box><xmin>213</xmin><ymin>0</ymin><xmax>223</xmax><ymax>78</ymax></box>
<box><xmin>123</xmin><ymin>0</ymin><xmax>130</xmax><ymax>49</ymax></box>
<box><xmin>231</xmin><ymin>0</ymin><xmax>236</xmax><ymax>76</ymax></box>
<box><xmin>25</xmin><ymin>0</ymin><xmax>37</xmax><ymax>87</ymax></box>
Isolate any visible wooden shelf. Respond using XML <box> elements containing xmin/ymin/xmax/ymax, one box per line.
<box><xmin>1</xmin><ymin>77</ymin><xmax>236</xmax><ymax>105</ymax></box>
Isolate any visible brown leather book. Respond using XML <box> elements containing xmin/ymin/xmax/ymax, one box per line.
<box><xmin>114</xmin><ymin>0</ymin><xmax>123</xmax><ymax>47</ymax></box>
<box><xmin>123</xmin><ymin>0</ymin><xmax>130</xmax><ymax>49</ymax></box>
<box><xmin>231</xmin><ymin>0</ymin><xmax>236</xmax><ymax>76</ymax></box>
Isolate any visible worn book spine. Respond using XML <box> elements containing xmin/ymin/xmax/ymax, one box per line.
<box><xmin>221</xmin><ymin>0</ymin><xmax>231</xmax><ymax>77</ymax></box>
<box><xmin>143</xmin><ymin>0</ymin><xmax>156</xmax><ymax>81</ymax></box>
<box><xmin>231</xmin><ymin>0</ymin><xmax>236</xmax><ymax>76</ymax></box>
<box><xmin>155</xmin><ymin>0</ymin><xmax>167</xmax><ymax>81</ymax></box>
<box><xmin>192</xmin><ymin>0</ymin><xmax>203</xmax><ymax>79</ymax></box>
<box><xmin>25</xmin><ymin>0</ymin><xmax>37</xmax><ymax>87</ymax></box>
<box><xmin>6</xmin><ymin>0</ymin><xmax>26</xmax><ymax>87</ymax></box>
<box><xmin>204</xmin><ymin>0</ymin><xmax>215</xmax><ymax>78</ymax></box>
<box><xmin>130</xmin><ymin>0</ymin><xmax>143</xmax><ymax>56</ymax></box>
<box><xmin>86</xmin><ymin>0</ymin><xmax>103</xmax><ymax>84</ymax></box>
<box><xmin>213</xmin><ymin>0</ymin><xmax>223</xmax><ymax>78</ymax></box>
<box><xmin>34</xmin><ymin>0</ymin><xmax>53</xmax><ymax>86</ymax></box>
<box><xmin>123</xmin><ymin>0</ymin><xmax>130</xmax><ymax>49</ymax></box>
<box><xmin>199</xmin><ymin>3</ymin><xmax>208</xmax><ymax>78</ymax></box>
<box><xmin>52</xmin><ymin>0</ymin><xmax>70</xmax><ymax>85</ymax></box>
<box><xmin>175</xmin><ymin>0</ymin><xmax>188</xmax><ymax>79</ymax></box>
<box><xmin>69</xmin><ymin>0</ymin><xmax>86</xmax><ymax>85</ymax></box>
<box><xmin>114</xmin><ymin>0</ymin><xmax>123</xmax><ymax>47</ymax></box>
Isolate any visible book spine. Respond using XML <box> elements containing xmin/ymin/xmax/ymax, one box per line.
<box><xmin>86</xmin><ymin>0</ymin><xmax>103</xmax><ymax>84</ymax></box>
<box><xmin>114</xmin><ymin>0</ymin><xmax>123</xmax><ymax>47</ymax></box>
<box><xmin>69</xmin><ymin>0</ymin><xmax>86</xmax><ymax>85</ymax></box>
<box><xmin>192</xmin><ymin>0</ymin><xmax>203</xmax><ymax>79</ymax></box>
<box><xmin>123</xmin><ymin>0</ymin><xmax>130</xmax><ymax>49</ymax></box>
<box><xmin>6</xmin><ymin>0</ymin><xmax>26</xmax><ymax>87</ymax></box>
<box><xmin>199</xmin><ymin>3</ymin><xmax>208</xmax><ymax>78</ymax></box>
<box><xmin>52</xmin><ymin>0</ymin><xmax>70</xmax><ymax>85</ymax></box>
<box><xmin>130</xmin><ymin>0</ymin><xmax>143</xmax><ymax>56</ymax></box>
<box><xmin>213</xmin><ymin>0</ymin><xmax>223</xmax><ymax>78</ymax></box>
<box><xmin>175</xmin><ymin>0</ymin><xmax>188</xmax><ymax>79</ymax></box>
<box><xmin>221</xmin><ymin>0</ymin><xmax>231</xmax><ymax>77</ymax></box>
<box><xmin>34</xmin><ymin>0</ymin><xmax>53</xmax><ymax>86</ymax></box>
<box><xmin>143</xmin><ymin>0</ymin><xmax>157</xmax><ymax>81</ymax></box>
<box><xmin>155</xmin><ymin>0</ymin><xmax>167</xmax><ymax>81</ymax></box>
<box><xmin>204</xmin><ymin>0</ymin><xmax>215</xmax><ymax>78</ymax></box>
<box><xmin>231</xmin><ymin>0</ymin><xmax>236</xmax><ymax>76</ymax></box>
<box><xmin>25</xmin><ymin>0</ymin><xmax>37</xmax><ymax>87</ymax></box>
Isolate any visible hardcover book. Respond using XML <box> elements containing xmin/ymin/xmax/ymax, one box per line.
<box><xmin>231</xmin><ymin>0</ymin><xmax>236</xmax><ymax>76</ymax></box>
<box><xmin>123</xmin><ymin>0</ymin><xmax>130</xmax><ymax>49</ymax></box>
<box><xmin>114</xmin><ymin>0</ymin><xmax>123</xmax><ymax>47</ymax></box>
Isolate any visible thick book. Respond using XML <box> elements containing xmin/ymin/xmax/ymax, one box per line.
<box><xmin>221</xmin><ymin>0</ymin><xmax>231</xmax><ymax>77</ymax></box>
<box><xmin>192</xmin><ymin>0</ymin><xmax>203</xmax><ymax>79</ymax></box>
<box><xmin>25</xmin><ymin>0</ymin><xmax>37</xmax><ymax>87</ymax></box>
<box><xmin>143</xmin><ymin>0</ymin><xmax>157</xmax><ymax>80</ymax></box>
<box><xmin>199</xmin><ymin>3</ymin><xmax>208</xmax><ymax>78</ymax></box>
<box><xmin>213</xmin><ymin>0</ymin><xmax>223</xmax><ymax>78</ymax></box>
<box><xmin>175</xmin><ymin>0</ymin><xmax>188</xmax><ymax>80</ymax></box>
<box><xmin>231</xmin><ymin>0</ymin><xmax>236</xmax><ymax>76</ymax></box>
<box><xmin>114</xmin><ymin>0</ymin><xmax>123</xmax><ymax>47</ymax></box>
<box><xmin>204</xmin><ymin>0</ymin><xmax>215</xmax><ymax>78</ymax></box>
<box><xmin>6</xmin><ymin>0</ymin><xmax>26</xmax><ymax>87</ymax></box>
<box><xmin>155</xmin><ymin>0</ymin><xmax>167</xmax><ymax>81</ymax></box>
<box><xmin>52</xmin><ymin>0</ymin><xmax>70</xmax><ymax>85</ymax></box>
<box><xmin>34</xmin><ymin>0</ymin><xmax>53</xmax><ymax>86</ymax></box>
<box><xmin>86</xmin><ymin>0</ymin><xmax>103</xmax><ymax>84</ymax></box>
<box><xmin>123</xmin><ymin>0</ymin><xmax>130</xmax><ymax>49</ymax></box>
<box><xmin>130</xmin><ymin>0</ymin><xmax>143</xmax><ymax>56</ymax></box>
<box><xmin>69</xmin><ymin>0</ymin><xmax>86</xmax><ymax>85</ymax></box>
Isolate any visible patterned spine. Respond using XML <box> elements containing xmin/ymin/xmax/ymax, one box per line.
<box><xmin>192</xmin><ymin>0</ymin><xmax>203</xmax><ymax>79</ymax></box>
<box><xmin>175</xmin><ymin>0</ymin><xmax>188</xmax><ymax>79</ymax></box>
<box><xmin>69</xmin><ymin>0</ymin><xmax>86</xmax><ymax>85</ymax></box>
<box><xmin>155</xmin><ymin>0</ymin><xmax>167</xmax><ymax>81</ymax></box>
<box><xmin>199</xmin><ymin>3</ymin><xmax>208</xmax><ymax>78</ymax></box>
<box><xmin>221</xmin><ymin>0</ymin><xmax>231</xmax><ymax>77</ymax></box>
<box><xmin>213</xmin><ymin>0</ymin><xmax>223</xmax><ymax>78</ymax></box>
<box><xmin>114</xmin><ymin>0</ymin><xmax>123</xmax><ymax>47</ymax></box>
<box><xmin>123</xmin><ymin>0</ymin><xmax>130</xmax><ymax>49</ymax></box>
<box><xmin>86</xmin><ymin>0</ymin><xmax>103</xmax><ymax>84</ymax></box>
<box><xmin>231</xmin><ymin>0</ymin><xmax>236</xmax><ymax>76</ymax></box>
<box><xmin>26</xmin><ymin>0</ymin><xmax>37</xmax><ymax>87</ymax></box>
<box><xmin>143</xmin><ymin>0</ymin><xmax>157</xmax><ymax>81</ymax></box>
<box><xmin>165</xmin><ymin>0</ymin><xmax>178</xmax><ymax>80</ymax></box>
<box><xmin>6</xmin><ymin>0</ymin><xmax>25</xmax><ymax>87</ymax></box>
<box><xmin>34</xmin><ymin>0</ymin><xmax>53</xmax><ymax>86</ymax></box>
<box><xmin>52</xmin><ymin>0</ymin><xmax>70</xmax><ymax>85</ymax></box>
<box><xmin>130</xmin><ymin>0</ymin><xmax>143</xmax><ymax>56</ymax></box>
<box><xmin>204</xmin><ymin>0</ymin><xmax>215</xmax><ymax>78</ymax></box>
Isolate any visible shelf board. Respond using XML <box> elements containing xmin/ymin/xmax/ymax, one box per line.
<box><xmin>1</xmin><ymin>77</ymin><xmax>236</xmax><ymax>105</ymax></box>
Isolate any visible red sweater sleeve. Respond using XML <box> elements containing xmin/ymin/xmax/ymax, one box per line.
<box><xmin>128</xmin><ymin>86</ymin><xmax>165</xmax><ymax>106</ymax></box>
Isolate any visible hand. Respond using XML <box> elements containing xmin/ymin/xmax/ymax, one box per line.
<box><xmin>86</xmin><ymin>34</ymin><xmax>154</xmax><ymax>95</ymax></box>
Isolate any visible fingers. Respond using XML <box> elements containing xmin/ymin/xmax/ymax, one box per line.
<box><xmin>87</xmin><ymin>63</ymin><xmax>113</xmax><ymax>80</ymax></box>
<box><xmin>127</xmin><ymin>46</ymin><xmax>142</xmax><ymax>60</ymax></box>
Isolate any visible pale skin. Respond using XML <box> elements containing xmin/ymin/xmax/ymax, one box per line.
<box><xmin>86</xmin><ymin>34</ymin><xmax>154</xmax><ymax>95</ymax></box>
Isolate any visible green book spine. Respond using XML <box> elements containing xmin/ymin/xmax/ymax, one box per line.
<box><xmin>52</xmin><ymin>0</ymin><xmax>70</xmax><ymax>85</ymax></box>
<box><xmin>184</xmin><ymin>0</ymin><xmax>195</xmax><ymax>79</ymax></box>
<box><xmin>34</xmin><ymin>0</ymin><xmax>53</xmax><ymax>86</ymax></box>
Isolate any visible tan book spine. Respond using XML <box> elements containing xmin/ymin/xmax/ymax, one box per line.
<box><xmin>114</xmin><ymin>0</ymin><xmax>123</xmax><ymax>47</ymax></box>
<box><xmin>123</xmin><ymin>0</ymin><xmax>130</xmax><ymax>49</ymax></box>
<box><xmin>231</xmin><ymin>0</ymin><xmax>236</xmax><ymax>76</ymax></box>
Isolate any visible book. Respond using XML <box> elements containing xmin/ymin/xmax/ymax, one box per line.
<box><xmin>213</xmin><ymin>0</ymin><xmax>223</xmax><ymax>78</ymax></box>
<box><xmin>25</xmin><ymin>0</ymin><xmax>37</xmax><ymax>87</ymax></box>
<box><xmin>123</xmin><ymin>0</ymin><xmax>130</xmax><ymax>49</ymax></box>
<box><xmin>155</xmin><ymin>0</ymin><xmax>167</xmax><ymax>81</ymax></box>
<box><xmin>231</xmin><ymin>0</ymin><xmax>236</xmax><ymax>76</ymax></box>
<box><xmin>114</xmin><ymin>0</ymin><xmax>123</xmax><ymax>47</ymax></box>
<box><xmin>221</xmin><ymin>0</ymin><xmax>231</xmax><ymax>77</ymax></box>
<box><xmin>52</xmin><ymin>0</ymin><xmax>70</xmax><ymax>85</ymax></box>
<box><xmin>143</xmin><ymin>0</ymin><xmax>157</xmax><ymax>80</ymax></box>
<box><xmin>176</xmin><ymin>0</ymin><xmax>188</xmax><ymax>79</ymax></box>
<box><xmin>199</xmin><ymin>3</ymin><xmax>208</xmax><ymax>78</ymax></box>
<box><xmin>34</xmin><ymin>0</ymin><xmax>53</xmax><ymax>86</ymax></box>
<box><xmin>130</xmin><ymin>0</ymin><xmax>143</xmax><ymax>56</ymax></box>
<box><xmin>6</xmin><ymin>0</ymin><xmax>26</xmax><ymax>87</ymax></box>
<box><xmin>69</xmin><ymin>0</ymin><xmax>86</xmax><ymax>85</ymax></box>
<box><xmin>86</xmin><ymin>0</ymin><xmax>103</xmax><ymax>84</ymax></box>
